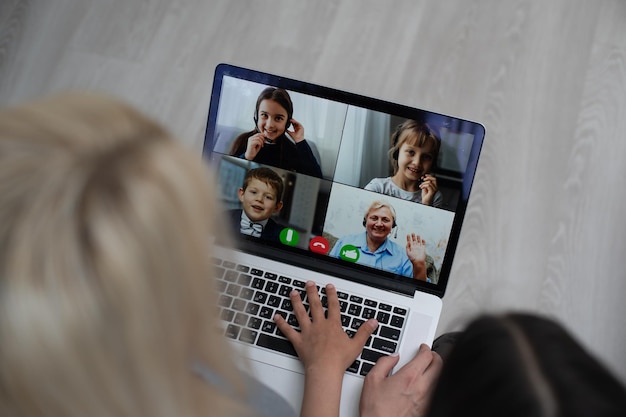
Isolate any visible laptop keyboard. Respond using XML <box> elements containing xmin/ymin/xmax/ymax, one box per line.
<box><xmin>213</xmin><ymin>257</ymin><xmax>408</xmax><ymax>376</ymax></box>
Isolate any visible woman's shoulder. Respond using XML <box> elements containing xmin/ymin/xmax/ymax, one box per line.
<box><xmin>384</xmin><ymin>237</ymin><xmax>406</xmax><ymax>253</ymax></box>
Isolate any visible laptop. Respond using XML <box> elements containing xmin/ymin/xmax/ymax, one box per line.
<box><xmin>202</xmin><ymin>63</ymin><xmax>485</xmax><ymax>416</ymax></box>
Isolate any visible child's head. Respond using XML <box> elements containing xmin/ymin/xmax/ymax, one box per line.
<box><xmin>427</xmin><ymin>313</ymin><xmax>626</xmax><ymax>417</ymax></box>
<box><xmin>388</xmin><ymin>120</ymin><xmax>441</xmax><ymax>179</ymax></box>
<box><xmin>254</xmin><ymin>87</ymin><xmax>293</xmax><ymax>142</ymax></box>
<box><xmin>0</xmin><ymin>93</ymin><xmax>247</xmax><ymax>417</ymax></box>
<box><xmin>238</xmin><ymin>167</ymin><xmax>284</xmax><ymax>222</ymax></box>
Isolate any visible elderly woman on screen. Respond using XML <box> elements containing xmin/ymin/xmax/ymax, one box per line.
<box><xmin>329</xmin><ymin>200</ymin><xmax>429</xmax><ymax>281</ymax></box>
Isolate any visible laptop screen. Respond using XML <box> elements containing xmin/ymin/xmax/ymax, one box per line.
<box><xmin>203</xmin><ymin>64</ymin><xmax>484</xmax><ymax>298</ymax></box>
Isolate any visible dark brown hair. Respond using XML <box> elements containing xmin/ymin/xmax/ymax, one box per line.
<box><xmin>229</xmin><ymin>87</ymin><xmax>294</xmax><ymax>157</ymax></box>
<box><xmin>427</xmin><ymin>314</ymin><xmax>626</xmax><ymax>417</ymax></box>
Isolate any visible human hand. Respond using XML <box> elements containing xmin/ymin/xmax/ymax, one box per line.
<box><xmin>274</xmin><ymin>281</ymin><xmax>378</xmax><ymax>417</ymax></box>
<box><xmin>360</xmin><ymin>344</ymin><xmax>442</xmax><ymax>417</ymax></box>
<box><xmin>419</xmin><ymin>174</ymin><xmax>438</xmax><ymax>206</ymax></box>
<box><xmin>244</xmin><ymin>133</ymin><xmax>265</xmax><ymax>160</ymax></box>
<box><xmin>406</xmin><ymin>233</ymin><xmax>427</xmax><ymax>281</ymax></box>
<box><xmin>274</xmin><ymin>280</ymin><xmax>378</xmax><ymax>374</ymax></box>
<box><xmin>287</xmin><ymin>118</ymin><xmax>305</xmax><ymax>143</ymax></box>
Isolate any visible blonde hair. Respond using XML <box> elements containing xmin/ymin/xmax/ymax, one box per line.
<box><xmin>0</xmin><ymin>93</ymin><xmax>248</xmax><ymax>417</ymax></box>
<box><xmin>388</xmin><ymin>120</ymin><xmax>441</xmax><ymax>173</ymax></box>
<box><xmin>364</xmin><ymin>200</ymin><xmax>397</xmax><ymax>224</ymax></box>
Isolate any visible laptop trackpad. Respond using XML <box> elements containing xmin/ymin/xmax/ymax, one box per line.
<box><xmin>243</xmin><ymin>356</ymin><xmax>364</xmax><ymax>417</ymax></box>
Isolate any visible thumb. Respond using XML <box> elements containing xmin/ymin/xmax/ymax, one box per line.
<box><xmin>367</xmin><ymin>352</ymin><xmax>401</xmax><ymax>380</ymax></box>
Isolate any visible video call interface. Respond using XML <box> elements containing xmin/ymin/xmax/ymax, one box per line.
<box><xmin>204</xmin><ymin>71</ymin><xmax>483</xmax><ymax>288</ymax></box>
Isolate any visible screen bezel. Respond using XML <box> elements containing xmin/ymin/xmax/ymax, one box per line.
<box><xmin>203</xmin><ymin>63</ymin><xmax>485</xmax><ymax>298</ymax></box>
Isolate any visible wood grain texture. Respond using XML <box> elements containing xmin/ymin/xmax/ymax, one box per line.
<box><xmin>1</xmin><ymin>0</ymin><xmax>625</xmax><ymax>382</ymax></box>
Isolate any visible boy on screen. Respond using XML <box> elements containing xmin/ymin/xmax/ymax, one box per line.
<box><xmin>227</xmin><ymin>167</ymin><xmax>284</xmax><ymax>242</ymax></box>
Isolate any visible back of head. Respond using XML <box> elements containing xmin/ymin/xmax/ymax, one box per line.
<box><xmin>0</xmin><ymin>93</ymin><xmax>246</xmax><ymax>417</ymax></box>
<box><xmin>427</xmin><ymin>313</ymin><xmax>626</xmax><ymax>417</ymax></box>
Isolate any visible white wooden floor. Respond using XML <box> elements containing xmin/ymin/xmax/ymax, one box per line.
<box><xmin>2</xmin><ymin>0</ymin><xmax>625</xmax><ymax>383</ymax></box>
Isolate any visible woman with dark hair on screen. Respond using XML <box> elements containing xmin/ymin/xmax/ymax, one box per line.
<box><xmin>229</xmin><ymin>87</ymin><xmax>322</xmax><ymax>178</ymax></box>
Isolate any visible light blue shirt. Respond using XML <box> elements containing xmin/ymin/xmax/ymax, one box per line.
<box><xmin>329</xmin><ymin>232</ymin><xmax>413</xmax><ymax>278</ymax></box>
